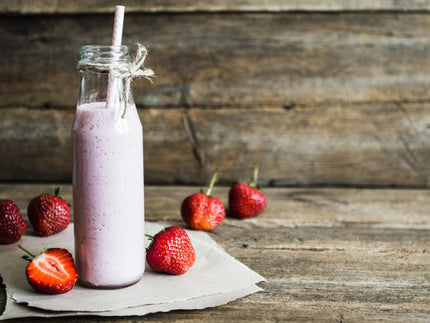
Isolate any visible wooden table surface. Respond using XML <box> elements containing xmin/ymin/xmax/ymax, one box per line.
<box><xmin>1</xmin><ymin>184</ymin><xmax>429</xmax><ymax>322</ymax></box>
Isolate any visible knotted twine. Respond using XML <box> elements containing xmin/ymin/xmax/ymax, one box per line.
<box><xmin>78</xmin><ymin>43</ymin><xmax>155</xmax><ymax>118</ymax></box>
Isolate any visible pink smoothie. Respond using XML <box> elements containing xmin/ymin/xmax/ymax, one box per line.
<box><xmin>72</xmin><ymin>101</ymin><xmax>145</xmax><ymax>287</ymax></box>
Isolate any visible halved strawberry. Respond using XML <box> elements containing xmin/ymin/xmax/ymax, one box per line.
<box><xmin>19</xmin><ymin>246</ymin><xmax>78</xmax><ymax>294</ymax></box>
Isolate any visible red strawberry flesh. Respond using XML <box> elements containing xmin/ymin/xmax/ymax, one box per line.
<box><xmin>21</xmin><ymin>247</ymin><xmax>78</xmax><ymax>294</ymax></box>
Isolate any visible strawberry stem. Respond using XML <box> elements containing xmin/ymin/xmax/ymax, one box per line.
<box><xmin>249</xmin><ymin>165</ymin><xmax>259</xmax><ymax>187</ymax></box>
<box><xmin>205</xmin><ymin>171</ymin><xmax>218</xmax><ymax>196</ymax></box>
<box><xmin>18</xmin><ymin>245</ymin><xmax>36</xmax><ymax>260</ymax></box>
<box><xmin>55</xmin><ymin>186</ymin><xmax>61</xmax><ymax>197</ymax></box>
<box><xmin>145</xmin><ymin>231</ymin><xmax>162</xmax><ymax>252</ymax></box>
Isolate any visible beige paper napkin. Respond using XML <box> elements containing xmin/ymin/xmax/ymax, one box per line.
<box><xmin>0</xmin><ymin>222</ymin><xmax>264</xmax><ymax>319</ymax></box>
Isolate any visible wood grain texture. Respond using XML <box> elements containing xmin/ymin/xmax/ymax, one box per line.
<box><xmin>2</xmin><ymin>103</ymin><xmax>430</xmax><ymax>186</ymax></box>
<box><xmin>4</xmin><ymin>184</ymin><xmax>430</xmax><ymax>228</ymax></box>
<box><xmin>2</xmin><ymin>11</ymin><xmax>430</xmax><ymax>186</ymax></box>
<box><xmin>2</xmin><ymin>0</ymin><xmax>430</xmax><ymax>14</ymax></box>
<box><xmin>0</xmin><ymin>184</ymin><xmax>429</xmax><ymax>322</ymax></box>
<box><xmin>1</xmin><ymin>13</ymin><xmax>430</xmax><ymax>108</ymax></box>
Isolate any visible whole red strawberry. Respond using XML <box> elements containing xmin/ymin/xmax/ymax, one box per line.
<box><xmin>0</xmin><ymin>200</ymin><xmax>27</xmax><ymax>244</ymax></box>
<box><xmin>146</xmin><ymin>226</ymin><xmax>196</xmax><ymax>275</ymax></box>
<box><xmin>27</xmin><ymin>187</ymin><xmax>70</xmax><ymax>237</ymax></box>
<box><xmin>19</xmin><ymin>245</ymin><xmax>78</xmax><ymax>294</ymax></box>
<box><xmin>181</xmin><ymin>172</ymin><xmax>225</xmax><ymax>231</ymax></box>
<box><xmin>229</xmin><ymin>166</ymin><xmax>267</xmax><ymax>219</ymax></box>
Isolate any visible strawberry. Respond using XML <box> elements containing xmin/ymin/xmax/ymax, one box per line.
<box><xmin>27</xmin><ymin>187</ymin><xmax>70</xmax><ymax>237</ymax></box>
<box><xmin>181</xmin><ymin>171</ymin><xmax>226</xmax><ymax>231</ymax></box>
<box><xmin>229</xmin><ymin>165</ymin><xmax>267</xmax><ymax>219</ymax></box>
<box><xmin>146</xmin><ymin>226</ymin><xmax>196</xmax><ymax>275</ymax></box>
<box><xmin>19</xmin><ymin>245</ymin><xmax>78</xmax><ymax>294</ymax></box>
<box><xmin>0</xmin><ymin>200</ymin><xmax>27</xmax><ymax>244</ymax></box>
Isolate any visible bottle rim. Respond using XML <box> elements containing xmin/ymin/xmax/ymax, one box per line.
<box><xmin>78</xmin><ymin>45</ymin><xmax>131</xmax><ymax>71</ymax></box>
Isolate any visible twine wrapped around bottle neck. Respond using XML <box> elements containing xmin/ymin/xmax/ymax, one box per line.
<box><xmin>109</xmin><ymin>43</ymin><xmax>155</xmax><ymax>80</ymax></box>
<box><xmin>77</xmin><ymin>43</ymin><xmax>155</xmax><ymax>118</ymax></box>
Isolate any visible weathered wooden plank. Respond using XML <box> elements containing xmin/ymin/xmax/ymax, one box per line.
<box><xmin>1</xmin><ymin>103</ymin><xmax>430</xmax><ymax>186</ymax></box>
<box><xmin>2</xmin><ymin>248</ymin><xmax>429</xmax><ymax>322</ymax></box>
<box><xmin>147</xmin><ymin>187</ymin><xmax>430</xmax><ymax>231</ymax></box>
<box><xmin>2</xmin><ymin>0</ymin><xmax>430</xmax><ymax>14</ymax></box>
<box><xmin>1</xmin><ymin>13</ymin><xmax>430</xmax><ymax>108</ymax></box>
<box><xmin>0</xmin><ymin>184</ymin><xmax>429</xmax><ymax>322</ymax></box>
<box><xmin>2</xmin><ymin>184</ymin><xmax>430</xmax><ymax>227</ymax></box>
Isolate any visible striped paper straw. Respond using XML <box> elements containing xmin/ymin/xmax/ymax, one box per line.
<box><xmin>106</xmin><ymin>5</ymin><xmax>125</xmax><ymax>110</ymax></box>
<box><xmin>111</xmin><ymin>5</ymin><xmax>125</xmax><ymax>47</ymax></box>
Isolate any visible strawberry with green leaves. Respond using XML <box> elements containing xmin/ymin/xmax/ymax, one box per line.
<box><xmin>19</xmin><ymin>245</ymin><xmax>78</xmax><ymax>294</ymax></box>
<box><xmin>229</xmin><ymin>166</ymin><xmax>267</xmax><ymax>219</ymax></box>
<box><xmin>0</xmin><ymin>200</ymin><xmax>27</xmax><ymax>244</ymax></box>
<box><xmin>146</xmin><ymin>226</ymin><xmax>196</xmax><ymax>275</ymax></box>
<box><xmin>181</xmin><ymin>172</ymin><xmax>225</xmax><ymax>231</ymax></box>
<box><xmin>27</xmin><ymin>187</ymin><xmax>70</xmax><ymax>237</ymax></box>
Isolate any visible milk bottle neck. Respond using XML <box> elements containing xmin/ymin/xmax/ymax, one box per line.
<box><xmin>77</xmin><ymin>45</ymin><xmax>134</xmax><ymax>107</ymax></box>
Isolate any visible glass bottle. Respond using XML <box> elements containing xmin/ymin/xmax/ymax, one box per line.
<box><xmin>73</xmin><ymin>45</ymin><xmax>145</xmax><ymax>287</ymax></box>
